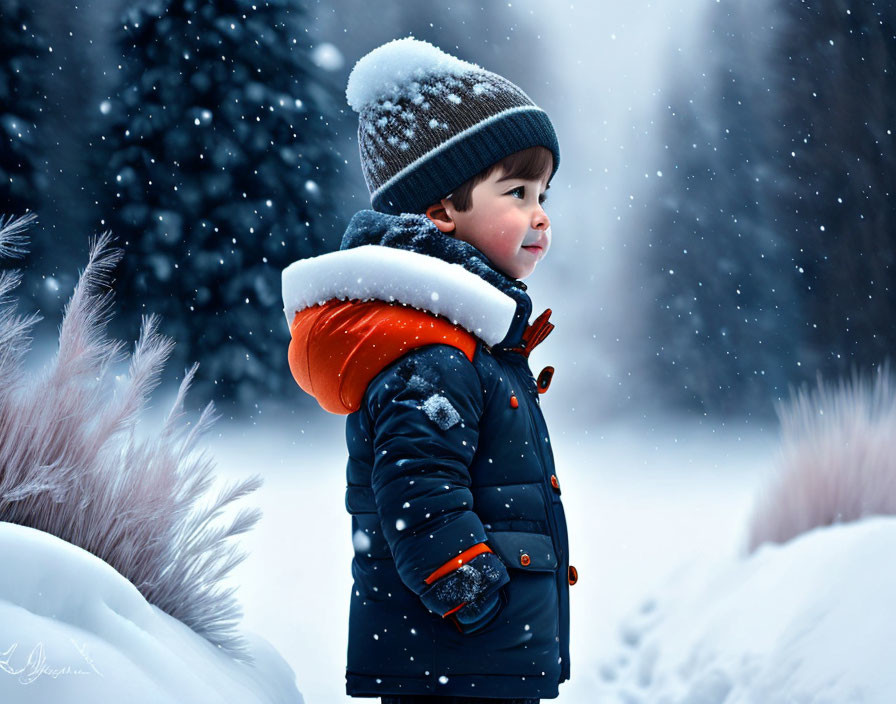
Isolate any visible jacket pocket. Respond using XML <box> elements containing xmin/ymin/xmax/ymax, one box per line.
<box><xmin>486</xmin><ymin>530</ymin><xmax>558</xmax><ymax>572</ymax></box>
<box><xmin>443</xmin><ymin>531</ymin><xmax>561</xmax><ymax>673</ymax></box>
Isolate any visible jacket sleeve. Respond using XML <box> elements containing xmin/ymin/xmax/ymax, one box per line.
<box><xmin>364</xmin><ymin>343</ymin><xmax>510</xmax><ymax>623</ymax></box>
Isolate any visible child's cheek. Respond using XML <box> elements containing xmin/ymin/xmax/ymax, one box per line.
<box><xmin>491</xmin><ymin>215</ymin><xmax>517</xmax><ymax>247</ymax></box>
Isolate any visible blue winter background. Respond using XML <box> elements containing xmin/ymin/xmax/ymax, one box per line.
<box><xmin>2</xmin><ymin>0</ymin><xmax>895</xmax><ymax>702</ymax></box>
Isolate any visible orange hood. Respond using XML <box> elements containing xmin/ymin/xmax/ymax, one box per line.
<box><xmin>288</xmin><ymin>298</ymin><xmax>477</xmax><ymax>415</ymax></box>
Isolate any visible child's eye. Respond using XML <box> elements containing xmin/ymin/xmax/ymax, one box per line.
<box><xmin>508</xmin><ymin>186</ymin><xmax>549</xmax><ymax>205</ymax></box>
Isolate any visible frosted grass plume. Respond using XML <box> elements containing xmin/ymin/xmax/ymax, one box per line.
<box><xmin>746</xmin><ymin>364</ymin><xmax>896</xmax><ymax>553</ymax></box>
<box><xmin>0</xmin><ymin>213</ymin><xmax>262</xmax><ymax>661</ymax></box>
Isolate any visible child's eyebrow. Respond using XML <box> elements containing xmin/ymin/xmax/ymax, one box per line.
<box><xmin>496</xmin><ymin>175</ymin><xmax>551</xmax><ymax>190</ymax></box>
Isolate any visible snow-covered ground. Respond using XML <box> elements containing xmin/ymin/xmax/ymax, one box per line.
<box><xmin>214</xmin><ymin>407</ymin><xmax>779</xmax><ymax>703</ymax></box>
<box><xmin>6</xmin><ymin>397</ymin><xmax>895</xmax><ymax>703</ymax></box>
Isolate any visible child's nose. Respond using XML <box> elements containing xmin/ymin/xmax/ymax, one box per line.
<box><xmin>533</xmin><ymin>207</ymin><xmax>550</xmax><ymax>231</ymax></box>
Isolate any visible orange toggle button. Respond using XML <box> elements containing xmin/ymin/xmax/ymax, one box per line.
<box><xmin>510</xmin><ymin>395</ymin><xmax>519</xmax><ymax>408</ymax></box>
<box><xmin>550</xmin><ymin>474</ymin><xmax>560</xmax><ymax>491</ymax></box>
<box><xmin>520</xmin><ymin>553</ymin><xmax>531</xmax><ymax>567</ymax></box>
<box><xmin>568</xmin><ymin>565</ymin><xmax>578</xmax><ymax>585</ymax></box>
<box><xmin>537</xmin><ymin>366</ymin><xmax>554</xmax><ymax>394</ymax></box>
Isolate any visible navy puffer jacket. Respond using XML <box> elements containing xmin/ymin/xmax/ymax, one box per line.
<box><xmin>282</xmin><ymin>210</ymin><xmax>572</xmax><ymax>700</ymax></box>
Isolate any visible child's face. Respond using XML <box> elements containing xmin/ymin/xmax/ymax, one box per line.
<box><xmin>427</xmin><ymin>167</ymin><xmax>552</xmax><ymax>280</ymax></box>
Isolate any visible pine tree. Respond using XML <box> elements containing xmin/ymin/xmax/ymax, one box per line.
<box><xmin>643</xmin><ymin>1</ymin><xmax>802</xmax><ymax>416</ymax></box>
<box><xmin>768</xmin><ymin>1</ymin><xmax>896</xmax><ymax>381</ymax></box>
<box><xmin>0</xmin><ymin>0</ymin><xmax>47</xmax><ymax>218</ymax></box>
<box><xmin>96</xmin><ymin>0</ymin><xmax>341</xmax><ymax>408</ymax></box>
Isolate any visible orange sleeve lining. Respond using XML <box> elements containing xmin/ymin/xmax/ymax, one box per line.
<box><xmin>443</xmin><ymin>602</ymin><xmax>467</xmax><ymax>618</ymax></box>
<box><xmin>424</xmin><ymin>542</ymin><xmax>493</xmax><ymax>586</ymax></box>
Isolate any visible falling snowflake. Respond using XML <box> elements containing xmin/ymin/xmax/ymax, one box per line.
<box><xmin>353</xmin><ymin>530</ymin><xmax>371</xmax><ymax>552</ymax></box>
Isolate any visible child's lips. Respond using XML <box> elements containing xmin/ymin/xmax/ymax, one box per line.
<box><xmin>522</xmin><ymin>244</ymin><xmax>543</xmax><ymax>256</ymax></box>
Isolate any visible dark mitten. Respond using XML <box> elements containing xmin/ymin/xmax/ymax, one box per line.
<box><xmin>453</xmin><ymin>586</ymin><xmax>506</xmax><ymax>634</ymax></box>
<box><xmin>419</xmin><ymin>551</ymin><xmax>509</xmax><ymax>619</ymax></box>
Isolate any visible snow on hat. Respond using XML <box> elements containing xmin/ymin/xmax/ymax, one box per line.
<box><xmin>346</xmin><ymin>36</ymin><xmax>560</xmax><ymax>215</ymax></box>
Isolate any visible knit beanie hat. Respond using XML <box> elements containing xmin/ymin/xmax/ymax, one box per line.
<box><xmin>346</xmin><ymin>36</ymin><xmax>560</xmax><ymax>215</ymax></box>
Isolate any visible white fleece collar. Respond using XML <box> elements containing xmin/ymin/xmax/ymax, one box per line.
<box><xmin>281</xmin><ymin>244</ymin><xmax>519</xmax><ymax>347</ymax></box>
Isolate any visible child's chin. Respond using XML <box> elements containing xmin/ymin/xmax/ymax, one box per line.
<box><xmin>518</xmin><ymin>260</ymin><xmax>539</xmax><ymax>278</ymax></box>
<box><xmin>498</xmin><ymin>258</ymin><xmax>536</xmax><ymax>280</ymax></box>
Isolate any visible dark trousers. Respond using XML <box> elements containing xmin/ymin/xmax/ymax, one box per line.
<box><xmin>381</xmin><ymin>697</ymin><xmax>539</xmax><ymax>704</ymax></box>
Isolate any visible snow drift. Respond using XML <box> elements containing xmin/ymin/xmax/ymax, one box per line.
<box><xmin>0</xmin><ymin>520</ymin><xmax>302</xmax><ymax>703</ymax></box>
<box><xmin>601</xmin><ymin>516</ymin><xmax>896</xmax><ymax>703</ymax></box>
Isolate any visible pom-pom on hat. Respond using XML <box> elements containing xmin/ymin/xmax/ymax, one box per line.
<box><xmin>346</xmin><ymin>36</ymin><xmax>560</xmax><ymax>215</ymax></box>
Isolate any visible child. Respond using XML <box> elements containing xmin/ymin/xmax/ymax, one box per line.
<box><xmin>282</xmin><ymin>37</ymin><xmax>573</xmax><ymax>703</ymax></box>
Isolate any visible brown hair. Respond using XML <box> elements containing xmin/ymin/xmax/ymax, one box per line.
<box><xmin>442</xmin><ymin>146</ymin><xmax>554</xmax><ymax>212</ymax></box>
